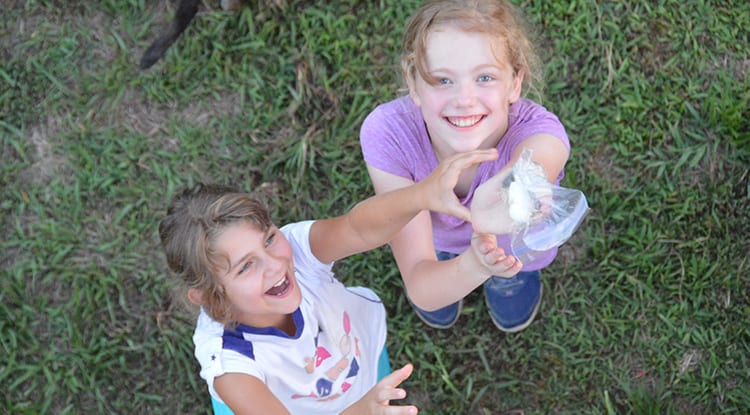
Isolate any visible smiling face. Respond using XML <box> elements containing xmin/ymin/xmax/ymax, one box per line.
<box><xmin>212</xmin><ymin>221</ymin><xmax>302</xmax><ymax>329</ymax></box>
<box><xmin>409</xmin><ymin>25</ymin><xmax>523</xmax><ymax>161</ymax></box>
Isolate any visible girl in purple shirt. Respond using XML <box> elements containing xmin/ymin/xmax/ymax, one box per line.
<box><xmin>360</xmin><ymin>0</ymin><xmax>570</xmax><ymax>332</ymax></box>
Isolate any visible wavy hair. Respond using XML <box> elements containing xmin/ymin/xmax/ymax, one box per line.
<box><xmin>401</xmin><ymin>0</ymin><xmax>543</xmax><ymax>100</ymax></box>
<box><xmin>158</xmin><ymin>183</ymin><xmax>272</xmax><ymax>324</ymax></box>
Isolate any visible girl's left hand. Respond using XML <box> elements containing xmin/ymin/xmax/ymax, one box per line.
<box><xmin>471</xmin><ymin>167</ymin><xmax>516</xmax><ymax>235</ymax></box>
<box><xmin>422</xmin><ymin>149</ymin><xmax>498</xmax><ymax>221</ymax></box>
<box><xmin>470</xmin><ymin>232</ymin><xmax>523</xmax><ymax>277</ymax></box>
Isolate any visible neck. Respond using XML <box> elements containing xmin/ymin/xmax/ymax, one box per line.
<box><xmin>277</xmin><ymin>313</ymin><xmax>297</xmax><ymax>336</ymax></box>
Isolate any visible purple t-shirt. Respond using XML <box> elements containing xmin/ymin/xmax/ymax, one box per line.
<box><xmin>359</xmin><ymin>96</ymin><xmax>570</xmax><ymax>271</ymax></box>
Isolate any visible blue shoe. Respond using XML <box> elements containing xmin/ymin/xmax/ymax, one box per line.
<box><xmin>484</xmin><ymin>270</ymin><xmax>542</xmax><ymax>332</ymax></box>
<box><xmin>411</xmin><ymin>300</ymin><xmax>462</xmax><ymax>329</ymax></box>
<box><xmin>410</xmin><ymin>250</ymin><xmax>463</xmax><ymax>329</ymax></box>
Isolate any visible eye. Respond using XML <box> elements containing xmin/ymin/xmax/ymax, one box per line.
<box><xmin>265</xmin><ymin>232</ymin><xmax>276</xmax><ymax>248</ymax></box>
<box><xmin>238</xmin><ymin>261</ymin><xmax>252</xmax><ymax>275</ymax></box>
<box><xmin>437</xmin><ymin>77</ymin><xmax>452</xmax><ymax>85</ymax></box>
<box><xmin>477</xmin><ymin>74</ymin><xmax>494</xmax><ymax>83</ymax></box>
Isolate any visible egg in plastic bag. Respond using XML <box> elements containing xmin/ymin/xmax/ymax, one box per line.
<box><xmin>503</xmin><ymin>149</ymin><xmax>590</xmax><ymax>264</ymax></box>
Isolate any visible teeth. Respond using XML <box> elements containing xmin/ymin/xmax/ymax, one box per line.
<box><xmin>448</xmin><ymin>115</ymin><xmax>482</xmax><ymax>127</ymax></box>
<box><xmin>272</xmin><ymin>276</ymin><xmax>286</xmax><ymax>287</ymax></box>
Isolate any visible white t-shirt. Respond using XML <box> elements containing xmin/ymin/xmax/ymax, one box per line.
<box><xmin>193</xmin><ymin>221</ymin><xmax>387</xmax><ymax>414</ymax></box>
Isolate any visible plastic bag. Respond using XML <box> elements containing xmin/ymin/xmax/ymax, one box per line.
<box><xmin>503</xmin><ymin>149</ymin><xmax>590</xmax><ymax>264</ymax></box>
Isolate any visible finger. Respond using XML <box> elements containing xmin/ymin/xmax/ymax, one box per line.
<box><xmin>496</xmin><ymin>259</ymin><xmax>523</xmax><ymax>274</ymax></box>
<box><xmin>378</xmin><ymin>387</ymin><xmax>407</xmax><ymax>402</ymax></box>
<box><xmin>478</xmin><ymin>241</ymin><xmax>500</xmax><ymax>258</ymax></box>
<box><xmin>379</xmin><ymin>363</ymin><xmax>414</xmax><ymax>388</ymax></box>
<box><xmin>512</xmin><ymin>258</ymin><xmax>523</xmax><ymax>269</ymax></box>
<box><xmin>484</xmin><ymin>248</ymin><xmax>502</xmax><ymax>265</ymax></box>
<box><xmin>503</xmin><ymin>255</ymin><xmax>517</xmax><ymax>267</ymax></box>
<box><xmin>473</xmin><ymin>233</ymin><xmax>497</xmax><ymax>252</ymax></box>
<box><xmin>446</xmin><ymin>204</ymin><xmax>471</xmax><ymax>222</ymax></box>
<box><xmin>446</xmin><ymin>149</ymin><xmax>498</xmax><ymax>171</ymax></box>
<box><xmin>387</xmin><ymin>405</ymin><xmax>419</xmax><ymax>415</ymax></box>
<box><xmin>391</xmin><ymin>363</ymin><xmax>413</xmax><ymax>384</ymax></box>
<box><xmin>489</xmin><ymin>248</ymin><xmax>517</xmax><ymax>266</ymax></box>
<box><xmin>466</xmin><ymin>148</ymin><xmax>499</xmax><ymax>161</ymax></box>
<box><xmin>495</xmin><ymin>252</ymin><xmax>520</xmax><ymax>267</ymax></box>
<box><xmin>459</xmin><ymin>149</ymin><xmax>498</xmax><ymax>168</ymax></box>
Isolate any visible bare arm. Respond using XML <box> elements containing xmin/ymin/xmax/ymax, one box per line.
<box><xmin>310</xmin><ymin>149</ymin><xmax>498</xmax><ymax>264</ymax></box>
<box><xmin>214</xmin><ymin>373</ymin><xmax>290</xmax><ymax>415</ymax></box>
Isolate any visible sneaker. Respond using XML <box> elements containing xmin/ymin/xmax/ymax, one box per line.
<box><xmin>483</xmin><ymin>270</ymin><xmax>542</xmax><ymax>332</ymax></box>
<box><xmin>411</xmin><ymin>300</ymin><xmax>462</xmax><ymax>329</ymax></box>
<box><xmin>409</xmin><ymin>250</ymin><xmax>463</xmax><ymax>329</ymax></box>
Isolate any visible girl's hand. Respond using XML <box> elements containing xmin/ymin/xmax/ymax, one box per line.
<box><xmin>341</xmin><ymin>363</ymin><xmax>418</xmax><ymax>415</ymax></box>
<box><xmin>470</xmin><ymin>168</ymin><xmax>516</xmax><ymax>235</ymax></box>
<box><xmin>420</xmin><ymin>149</ymin><xmax>498</xmax><ymax>221</ymax></box>
<box><xmin>469</xmin><ymin>233</ymin><xmax>523</xmax><ymax>278</ymax></box>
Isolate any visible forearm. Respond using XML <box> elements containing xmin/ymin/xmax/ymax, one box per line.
<box><xmin>351</xmin><ymin>149</ymin><xmax>494</xmax><ymax>251</ymax></box>
<box><xmin>345</xmin><ymin>185</ymin><xmax>427</xmax><ymax>250</ymax></box>
<box><xmin>400</xmin><ymin>252</ymin><xmax>491</xmax><ymax>311</ymax></box>
<box><xmin>340</xmin><ymin>402</ymin><xmax>361</xmax><ymax>415</ymax></box>
<box><xmin>309</xmin><ymin>185</ymin><xmax>432</xmax><ymax>264</ymax></box>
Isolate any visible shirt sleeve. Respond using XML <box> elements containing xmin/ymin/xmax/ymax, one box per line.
<box><xmin>360</xmin><ymin>97</ymin><xmax>428</xmax><ymax>181</ymax></box>
<box><xmin>281</xmin><ymin>221</ymin><xmax>335</xmax><ymax>280</ymax></box>
<box><xmin>193</xmin><ymin>310</ymin><xmax>266</xmax><ymax>404</ymax></box>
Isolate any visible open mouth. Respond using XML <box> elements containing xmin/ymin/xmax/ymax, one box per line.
<box><xmin>447</xmin><ymin>115</ymin><xmax>484</xmax><ymax>128</ymax></box>
<box><xmin>265</xmin><ymin>275</ymin><xmax>291</xmax><ymax>297</ymax></box>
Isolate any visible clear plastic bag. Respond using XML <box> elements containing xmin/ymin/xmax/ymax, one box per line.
<box><xmin>503</xmin><ymin>149</ymin><xmax>590</xmax><ymax>264</ymax></box>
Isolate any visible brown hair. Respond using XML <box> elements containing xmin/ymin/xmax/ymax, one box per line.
<box><xmin>401</xmin><ymin>0</ymin><xmax>542</xmax><ymax>99</ymax></box>
<box><xmin>158</xmin><ymin>183</ymin><xmax>273</xmax><ymax>324</ymax></box>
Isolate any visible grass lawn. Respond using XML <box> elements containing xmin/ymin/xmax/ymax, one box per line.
<box><xmin>2</xmin><ymin>0</ymin><xmax>748</xmax><ymax>414</ymax></box>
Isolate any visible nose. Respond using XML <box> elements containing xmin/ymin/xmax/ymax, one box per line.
<box><xmin>455</xmin><ymin>81</ymin><xmax>477</xmax><ymax>106</ymax></box>
<box><xmin>261</xmin><ymin>249</ymin><xmax>286</xmax><ymax>279</ymax></box>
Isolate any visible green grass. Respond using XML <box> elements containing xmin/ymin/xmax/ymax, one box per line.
<box><xmin>2</xmin><ymin>0</ymin><xmax>748</xmax><ymax>414</ymax></box>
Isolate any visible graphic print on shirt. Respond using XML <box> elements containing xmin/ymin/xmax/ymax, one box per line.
<box><xmin>292</xmin><ymin>311</ymin><xmax>362</xmax><ymax>401</ymax></box>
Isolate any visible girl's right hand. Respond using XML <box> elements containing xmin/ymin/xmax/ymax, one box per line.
<box><xmin>341</xmin><ymin>363</ymin><xmax>418</xmax><ymax>415</ymax></box>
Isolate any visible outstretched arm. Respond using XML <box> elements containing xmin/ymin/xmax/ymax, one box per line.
<box><xmin>310</xmin><ymin>149</ymin><xmax>498</xmax><ymax>264</ymax></box>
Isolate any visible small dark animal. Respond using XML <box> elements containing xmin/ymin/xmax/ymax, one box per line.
<box><xmin>139</xmin><ymin>0</ymin><xmax>242</xmax><ymax>70</ymax></box>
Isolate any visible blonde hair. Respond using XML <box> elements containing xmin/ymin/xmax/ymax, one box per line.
<box><xmin>401</xmin><ymin>0</ymin><xmax>543</xmax><ymax>99</ymax></box>
<box><xmin>158</xmin><ymin>183</ymin><xmax>272</xmax><ymax>324</ymax></box>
